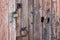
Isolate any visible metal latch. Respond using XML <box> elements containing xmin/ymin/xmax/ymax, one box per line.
<box><xmin>13</xmin><ymin>13</ymin><xmax>18</xmax><ymax>18</ymax></box>
<box><xmin>12</xmin><ymin>12</ymin><xmax>18</xmax><ymax>18</ymax></box>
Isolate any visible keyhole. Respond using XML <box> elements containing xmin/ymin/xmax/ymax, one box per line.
<box><xmin>47</xmin><ymin>17</ymin><xmax>50</xmax><ymax>23</ymax></box>
<box><xmin>41</xmin><ymin>17</ymin><xmax>44</xmax><ymax>22</ymax></box>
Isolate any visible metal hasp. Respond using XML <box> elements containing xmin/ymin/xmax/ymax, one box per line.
<box><xmin>10</xmin><ymin>11</ymin><xmax>17</xmax><ymax>23</ymax></box>
<box><xmin>13</xmin><ymin>11</ymin><xmax>18</xmax><ymax>18</ymax></box>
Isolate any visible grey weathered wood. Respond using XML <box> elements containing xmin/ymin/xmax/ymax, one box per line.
<box><xmin>21</xmin><ymin>0</ymin><xmax>29</xmax><ymax>40</ymax></box>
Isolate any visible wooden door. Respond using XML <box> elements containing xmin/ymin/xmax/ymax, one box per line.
<box><xmin>16</xmin><ymin>0</ymin><xmax>60</xmax><ymax>40</ymax></box>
